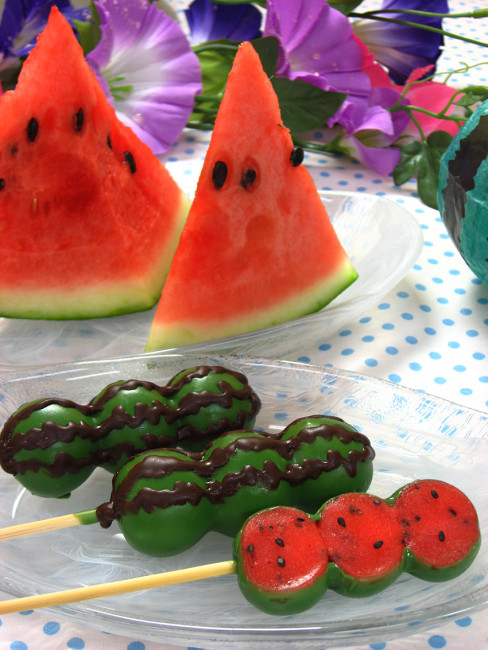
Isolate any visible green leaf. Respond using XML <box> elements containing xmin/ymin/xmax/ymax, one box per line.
<box><xmin>328</xmin><ymin>0</ymin><xmax>364</xmax><ymax>14</ymax></box>
<box><xmin>417</xmin><ymin>144</ymin><xmax>440</xmax><ymax>209</ymax></box>
<box><xmin>194</xmin><ymin>40</ymin><xmax>237</xmax><ymax>97</ymax></box>
<box><xmin>251</xmin><ymin>36</ymin><xmax>280</xmax><ymax>77</ymax></box>
<box><xmin>393</xmin><ymin>141</ymin><xmax>423</xmax><ymax>186</ymax></box>
<box><xmin>417</xmin><ymin>132</ymin><xmax>453</xmax><ymax>209</ymax></box>
<box><xmin>270</xmin><ymin>78</ymin><xmax>346</xmax><ymax>133</ymax></box>
<box><xmin>73</xmin><ymin>19</ymin><xmax>101</xmax><ymax>56</ymax></box>
<box><xmin>455</xmin><ymin>85</ymin><xmax>488</xmax><ymax>107</ymax></box>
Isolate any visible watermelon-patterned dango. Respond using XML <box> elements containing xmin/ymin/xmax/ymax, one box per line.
<box><xmin>233</xmin><ymin>479</ymin><xmax>481</xmax><ymax>615</ymax></box>
<box><xmin>0</xmin><ymin>365</ymin><xmax>261</xmax><ymax>499</ymax></box>
<box><xmin>95</xmin><ymin>414</ymin><xmax>375</xmax><ymax>556</ymax></box>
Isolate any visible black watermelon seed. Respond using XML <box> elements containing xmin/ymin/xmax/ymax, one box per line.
<box><xmin>107</xmin><ymin>135</ymin><xmax>112</xmax><ymax>150</ymax></box>
<box><xmin>439</xmin><ymin>530</ymin><xmax>446</xmax><ymax>542</ymax></box>
<box><xmin>431</xmin><ymin>490</ymin><xmax>439</xmax><ymax>499</ymax></box>
<box><xmin>0</xmin><ymin>179</ymin><xmax>5</xmax><ymax>191</ymax></box>
<box><xmin>337</xmin><ymin>517</ymin><xmax>346</xmax><ymax>528</ymax></box>
<box><xmin>449</xmin><ymin>508</ymin><xmax>457</xmax><ymax>516</ymax></box>
<box><xmin>240</xmin><ymin>168</ymin><xmax>257</xmax><ymax>189</ymax></box>
<box><xmin>124</xmin><ymin>150</ymin><xmax>136</xmax><ymax>173</ymax></box>
<box><xmin>373</xmin><ymin>540</ymin><xmax>384</xmax><ymax>549</ymax></box>
<box><xmin>373</xmin><ymin>499</ymin><xmax>381</xmax><ymax>505</ymax></box>
<box><xmin>290</xmin><ymin>146</ymin><xmax>304</xmax><ymax>167</ymax></box>
<box><xmin>414</xmin><ymin>515</ymin><xmax>421</xmax><ymax>521</ymax></box>
<box><xmin>27</xmin><ymin>118</ymin><xmax>39</xmax><ymax>142</ymax></box>
<box><xmin>277</xmin><ymin>556</ymin><xmax>286</xmax><ymax>568</ymax></box>
<box><xmin>296</xmin><ymin>517</ymin><xmax>305</xmax><ymax>522</ymax></box>
<box><xmin>75</xmin><ymin>108</ymin><xmax>84</xmax><ymax>132</ymax></box>
<box><xmin>212</xmin><ymin>161</ymin><xmax>227</xmax><ymax>189</ymax></box>
<box><xmin>269</xmin><ymin>525</ymin><xmax>273</xmax><ymax>530</ymax></box>
<box><xmin>247</xmin><ymin>544</ymin><xmax>254</xmax><ymax>553</ymax></box>
<box><xmin>275</xmin><ymin>538</ymin><xmax>285</xmax><ymax>547</ymax></box>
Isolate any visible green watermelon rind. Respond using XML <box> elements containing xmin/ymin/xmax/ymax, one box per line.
<box><xmin>438</xmin><ymin>100</ymin><xmax>488</xmax><ymax>284</ymax></box>
<box><xmin>146</xmin><ymin>256</ymin><xmax>357</xmax><ymax>349</ymax></box>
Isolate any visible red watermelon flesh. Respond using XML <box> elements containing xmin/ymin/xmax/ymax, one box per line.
<box><xmin>317</xmin><ymin>493</ymin><xmax>404</xmax><ymax>582</ymax></box>
<box><xmin>394</xmin><ymin>479</ymin><xmax>481</xmax><ymax>569</ymax></box>
<box><xmin>0</xmin><ymin>7</ymin><xmax>189</xmax><ymax>319</ymax></box>
<box><xmin>235</xmin><ymin>506</ymin><xmax>329</xmax><ymax>614</ymax></box>
<box><xmin>146</xmin><ymin>41</ymin><xmax>357</xmax><ymax>350</ymax></box>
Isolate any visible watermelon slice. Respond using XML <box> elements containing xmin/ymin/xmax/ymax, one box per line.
<box><xmin>146</xmin><ymin>41</ymin><xmax>357</xmax><ymax>350</ymax></box>
<box><xmin>0</xmin><ymin>8</ymin><xmax>190</xmax><ymax>319</ymax></box>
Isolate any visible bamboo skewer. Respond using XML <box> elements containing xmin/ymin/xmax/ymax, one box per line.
<box><xmin>0</xmin><ymin>509</ymin><xmax>98</xmax><ymax>541</ymax></box>
<box><xmin>0</xmin><ymin>560</ymin><xmax>236</xmax><ymax>614</ymax></box>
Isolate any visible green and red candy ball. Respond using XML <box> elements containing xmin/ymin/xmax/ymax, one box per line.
<box><xmin>234</xmin><ymin>479</ymin><xmax>481</xmax><ymax>615</ymax></box>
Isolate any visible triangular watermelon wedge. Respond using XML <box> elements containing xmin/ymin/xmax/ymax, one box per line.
<box><xmin>0</xmin><ymin>7</ymin><xmax>190</xmax><ymax>319</ymax></box>
<box><xmin>146</xmin><ymin>42</ymin><xmax>357</xmax><ymax>350</ymax></box>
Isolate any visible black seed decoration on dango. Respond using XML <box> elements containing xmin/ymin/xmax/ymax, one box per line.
<box><xmin>290</xmin><ymin>145</ymin><xmax>304</xmax><ymax>167</ymax></box>
<box><xmin>431</xmin><ymin>490</ymin><xmax>439</xmax><ymax>499</ymax></box>
<box><xmin>241</xmin><ymin>168</ymin><xmax>257</xmax><ymax>189</ymax></box>
<box><xmin>107</xmin><ymin>135</ymin><xmax>112</xmax><ymax>150</ymax></box>
<box><xmin>439</xmin><ymin>530</ymin><xmax>446</xmax><ymax>542</ymax></box>
<box><xmin>415</xmin><ymin>515</ymin><xmax>421</xmax><ymax>521</ymax></box>
<box><xmin>247</xmin><ymin>544</ymin><xmax>254</xmax><ymax>553</ymax></box>
<box><xmin>449</xmin><ymin>508</ymin><xmax>457</xmax><ymax>516</ymax></box>
<box><xmin>212</xmin><ymin>161</ymin><xmax>227</xmax><ymax>189</ymax></box>
<box><xmin>277</xmin><ymin>556</ymin><xmax>286</xmax><ymax>568</ymax></box>
<box><xmin>0</xmin><ymin>179</ymin><xmax>5</xmax><ymax>191</ymax></box>
<box><xmin>124</xmin><ymin>150</ymin><xmax>136</xmax><ymax>174</ymax></box>
<box><xmin>337</xmin><ymin>517</ymin><xmax>346</xmax><ymax>528</ymax></box>
<box><xmin>75</xmin><ymin>108</ymin><xmax>84</xmax><ymax>132</ymax></box>
<box><xmin>373</xmin><ymin>499</ymin><xmax>381</xmax><ymax>505</ymax></box>
<box><xmin>27</xmin><ymin>118</ymin><xmax>39</xmax><ymax>143</ymax></box>
<box><xmin>374</xmin><ymin>540</ymin><xmax>384</xmax><ymax>549</ymax></box>
<box><xmin>275</xmin><ymin>538</ymin><xmax>285</xmax><ymax>547</ymax></box>
<box><xmin>295</xmin><ymin>517</ymin><xmax>305</xmax><ymax>528</ymax></box>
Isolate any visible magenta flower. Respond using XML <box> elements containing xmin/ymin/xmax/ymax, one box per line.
<box><xmin>353</xmin><ymin>0</ymin><xmax>448</xmax><ymax>85</ymax></box>
<box><xmin>86</xmin><ymin>0</ymin><xmax>201</xmax><ymax>155</ymax></box>
<box><xmin>184</xmin><ymin>0</ymin><xmax>262</xmax><ymax>46</ymax></box>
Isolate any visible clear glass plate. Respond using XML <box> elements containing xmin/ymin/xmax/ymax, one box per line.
<box><xmin>0</xmin><ymin>353</ymin><xmax>486</xmax><ymax>648</ymax></box>
<box><xmin>0</xmin><ymin>191</ymin><xmax>423</xmax><ymax>367</ymax></box>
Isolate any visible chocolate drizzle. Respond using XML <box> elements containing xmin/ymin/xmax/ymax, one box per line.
<box><xmin>96</xmin><ymin>417</ymin><xmax>375</xmax><ymax>528</ymax></box>
<box><xmin>0</xmin><ymin>366</ymin><xmax>261</xmax><ymax>478</ymax></box>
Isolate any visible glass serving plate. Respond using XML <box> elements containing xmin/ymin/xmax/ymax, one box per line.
<box><xmin>0</xmin><ymin>353</ymin><xmax>486</xmax><ymax>648</ymax></box>
<box><xmin>0</xmin><ymin>191</ymin><xmax>423</xmax><ymax>367</ymax></box>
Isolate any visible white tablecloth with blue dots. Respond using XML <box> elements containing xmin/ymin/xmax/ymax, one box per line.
<box><xmin>1</xmin><ymin>0</ymin><xmax>487</xmax><ymax>648</ymax></box>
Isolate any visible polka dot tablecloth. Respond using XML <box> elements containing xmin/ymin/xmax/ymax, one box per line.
<box><xmin>1</xmin><ymin>1</ymin><xmax>488</xmax><ymax>649</ymax></box>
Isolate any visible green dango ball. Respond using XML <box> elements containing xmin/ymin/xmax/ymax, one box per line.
<box><xmin>438</xmin><ymin>99</ymin><xmax>488</xmax><ymax>284</ymax></box>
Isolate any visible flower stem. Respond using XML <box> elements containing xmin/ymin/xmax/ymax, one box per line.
<box><xmin>350</xmin><ymin>13</ymin><xmax>488</xmax><ymax>49</ymax></box>
<box><xmin>352</xmin><ymin>9</ymin><xmax>488</xmax><ymax>20</ymax></box>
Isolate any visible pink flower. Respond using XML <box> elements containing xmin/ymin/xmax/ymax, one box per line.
<box><xmin>396</xmin><ymin>66</ymin><xmax>461</xmax><ymax>139</ymax></box>
<box><xmin>355</xmin><ymin>35</ymin><xmax>460</xmax><ymax>140</ymax></box>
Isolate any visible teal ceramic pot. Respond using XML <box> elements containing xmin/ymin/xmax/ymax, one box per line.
<box><xmin>438</xmin><ymin>100</ymin><xmax>488</xmax><ymax>285</ymax></box>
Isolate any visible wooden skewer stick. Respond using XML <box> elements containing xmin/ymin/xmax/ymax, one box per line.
<box><xmin>0</xmin><ymin>509</ymin><xmax>98</xmax><ymax>541</ymax></box>
<box><xmin>0</xmin><ymin>560</ymin><xmax>236</xmax><ymax>614</ymax></box>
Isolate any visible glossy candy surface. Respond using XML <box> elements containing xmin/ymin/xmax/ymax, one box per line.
<box><xmin>0</xmin><ymin>365</ymin><xmax>261</xmax><ymax>498</ymax></box>
<box><xmin>96</xmin><ymin>414</ymin><xmax>375</xmax><ymax>556</ymax></box>
<box><xmin>234</xmin><ymin>479</ymin><xmax>481</xmax><ymax>615</ymax></box>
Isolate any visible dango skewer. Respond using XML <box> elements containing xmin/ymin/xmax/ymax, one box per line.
<box><xmin>0</xmin><ymin>414</ymin><xmax>376</xmax><ymax>557</ymax></box>
<box><xmin>0</xmin><ymin>479</ymin><xmax>480</xmax><ymax>617</ymax></box>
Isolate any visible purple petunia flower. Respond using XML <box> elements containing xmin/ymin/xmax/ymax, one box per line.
<box><xmin>184</xmin><ymin>0</ymin><xmax>262</xmax><ymax>46</ymax></box>
<box><xmin>338</xmin><ymin>86</ymin><xmax>411</xmax><ymax>175</ymax></box>
<box><xmin>0</xmin><ymin>0</ymin><xmax>90</xmax><ymax>67</ymax></box>
<box><xmin>262</xmin><ymin>0</ymin><xmax>410</xmax><ymax>174</ymax></box>
<box><xmin>86</xmin><ymin>0</ymin><xmax>201</xmax><ymax>155</ymax></box>
<box><xmin>263</xmin><ymin>0</ymin><xmax>371</xmax><ymax>114</ymax></box>
<box><xmin>353</xmin><ymin>0</ymin><xmax>448</xmax><ymax>85</ymax></box>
